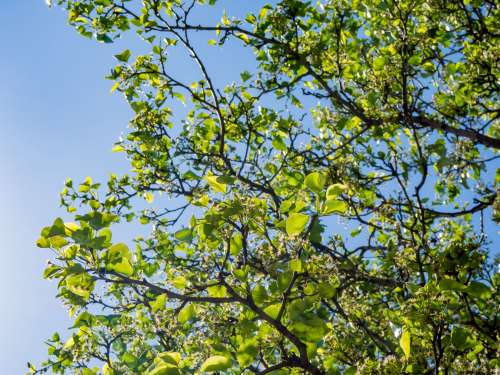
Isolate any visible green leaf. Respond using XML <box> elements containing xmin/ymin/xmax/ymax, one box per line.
<box><xmin>272</xmin><ymin>136</ymin><xmax>287</xmax><ymax>151</ymax></box>
<box><xmin>146</xmin><ymin>363</ymin><xmax>180</xmax><ymax>375</ymax></box>
<box><xmin>66</xmin><ymin>273</ymin><xmax>94</xmax><ymax>300</ymax></box>
<box><xmin>105</xmin><ymin>243</ymin><xmax>134</xmax><ymax>276</ymax></box>
<box><xmin>43</xmin><ymin>265</ymin><xmax>61</xmax><ymax>279</ymax></box>
<box><xmin>408</xmin><ymin>54</ymin><xmax>422</xmax><ymax>65</ymax></box>
<box><xmin>451</xmin><ymin>327</ymin><xmax>469</xmax><ymax>350</ymax></box>
<box><xmin>107</xmin><ymin>243</ymin><xmax>131</xmax><ymax>260</ymax></box>
<box><xmin>63</xmin><ymin>336</ymin><xmax>75</xmax><ymax>350</ymax></box>
<box><xmin>144</xmin><ymin>192</ymin><xmax>154</xmax><ymax>203</ymax></box>
<box><xmin>114</xmin><ymin>49</ymin><xmax>131</xmax><ymax>62</ymax></box>
<box><xmin>373</xmin><ymin>56</ymin><xmax>386</xmax><ymax>71</ymax></box>
<box><xmin>171</xmin><ymin>275</ymin><xmax>187</xmax><ymax>290</ymax></box>
<box><xmin>277</xmin><ymin>271</ymin><xmax>293</xmax><ymax>292</ymax></box>
<box><xmin>157</xmin><ymin>352</ymin><xmax>181</xmax><ymax>365</ymax></box>
<box><xmin>122</xmin><ymin>352</ymin><xmax>138</xmax><ymax>367</ymax></box>
<box><xmin>240</xmin><ymin>71</ymin><xmax>252</xmax><ymax>82</ymax></box>
<box><xmin>151</xmin><ymin>294</ymin><xmax>166</xmax><ymax>313</ymax></box>
<box><xmin>439</xmin><ymin>278</ymin><xmax>466</xmax><ymax>292</ymax></box>
<box><xmin>465</xmin><ymin>281</ymin><xmax>491</xmax><ymax>299</ymax></box>
<box><xmin>45</xmin><ymin>217</ymin><xmax>66</xmax><ymax>237</ymax></box>
<box><xmin>36</xmin><ymin>237</ymin><xmax>51</xmax><ymax>248</ymax></box>
<box><xmin>173</xmin><ymin>92</ymin><xmax>186</xmax><ymax>105</ymax></box>
<box><xmin>237</xmin><ymin>32</ymin><xmax>251</xmax><ymax>44</ymax></box>
<box><xmin>304</xmin><ymin>172</ymin><xmax>326</xmax><ymax>193</ymax></box>
<box><xmin>263</xmin><ymin>303</ymin><xmax>281</xmax><ymax>320</ymax></box>
<box><xmin>308</xmin><ymin>217</ymin><xmax>324</xmax><ymax>243</ymax></box>
<box><xmin>290</xmin><ymin>258</ymin><xmax>302</xmax><ymax>272</ymax></box>
<box><xmin>237</xmin><ymin>339</ymin><xmax>258</xmax><ymax>367</ymax></box>
<box><xmin>110</xmin><ymin>258</ymin><xmax>133</xmax><ymax>276</ymax></box>
<box><xmin>178</xmin><ymin>304</ymin><xmax>195</xmax><ymax>323</ymax></box>
<box><xmin>252</xmin><ymin>285</ymin><xmax>268</xmax><ymax>304</ymax></box>
<box><xmin>230</xmin><ymin>233</ymin><xmax>243</xmax><ymax>256</ymax></box>
<box><xmin>174</xmin><ymin>228</ymin><xmax>193</xmax><ymax>243</ymax></box>
<box><xmin>466</xmin><ymin>343</ymin><xmax>484</xmax><ymax>360</ymax></box>
<box><xmin>322</xmin><ymin>199</ymin><xmax>347</xmax><ymax>215</ymax></box>
<box><xmin>49</xmin><ymin>236</ymin><xmax>68</xmax><ymax>249</ymax></box>
<box><xmin>289</xmin><ymin>316</ymin><xmax>328</xmax><ymax>342</ymax></box>
<box><xmin>326</xmin><ymin>184</ymin><xmax>347</xmax><ymax>199</ymax></box>
<box><xmin>200</xmin><ymin>355</ymin><xmax>232</xmax><ymax>372</ymax></box>
<box><xmin>76</xmin><ymin>211</ymin><xmax>117</xmax><ymax>231</ymax></box>
<box><xmin>207</xmin><ymin>285</ymin><xmax>227</xmax><ymax>298</ymax></box>
<box><xmin>205</xmin><ymin>175</ymin><xmax>228</xmax><ymax>193</ymax></box>
<box><xmin>400</xmin><ymin>329</ymin><xmax>411</xmax><ymax>359</ymax></box>
<box><xmin>96</xmin><ymin>33</ymin><xmax>113</xmax><ymax>43</ymax></box>
<box><xmin>318</xmin><ymin>282</ymin><xmax>337</xmax><ymax>298</ymax></box>
<box><xmin>286</xmin><ymin>213</ymin><xmax>309</xmax><ymax>236</ymax></box>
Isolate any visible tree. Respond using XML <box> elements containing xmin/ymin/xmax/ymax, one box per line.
<box><xmin>32</xmin><ymin>0</ymin><xmax>499</xmax><ymax>374</ymax></box>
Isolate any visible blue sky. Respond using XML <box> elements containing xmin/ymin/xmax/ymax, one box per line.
<box><xmin>0</xmin><ymin>1</ymin><xmax>133</xmax><ymax>373</ymax></box>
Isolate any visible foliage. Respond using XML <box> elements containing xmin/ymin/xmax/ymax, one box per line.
<box><xmin>31</xmin><ymin>0</ymin><xmax>499</xmax><ymax>374</ymax></box>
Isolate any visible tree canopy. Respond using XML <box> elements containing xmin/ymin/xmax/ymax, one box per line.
<box><xmin>32</xmin><ymin>0</ymin><xmax>499</xmax><ymax>374</ymax></box>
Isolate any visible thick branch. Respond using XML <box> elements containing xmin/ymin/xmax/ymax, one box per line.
<box><xmin>414</xmin><ymin>115</ymin><xmax>500</xmax><ymax>149</ymax></box>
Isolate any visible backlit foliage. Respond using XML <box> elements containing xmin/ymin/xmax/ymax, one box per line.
<box><xmin>31</xmin><ymin>1</ymin><xmax>499</xmax><ymax>374</ymax></box>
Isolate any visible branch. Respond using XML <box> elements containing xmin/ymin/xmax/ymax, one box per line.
<box><xmin>413</xmin><ymin>115</ymin><xmax>500</xmax><ymax>149</ymax></box>
<box><xmin>96</xmin><ymin>271</ymin><xmax>236</xmax><ymax>304</ymax></box>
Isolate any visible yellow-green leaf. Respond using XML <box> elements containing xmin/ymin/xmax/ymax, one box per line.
<box><xmin>400</xmin><ymin>329</ymin><xmax>411</xmax><ymax>359</ymax></box>
<box><xmin>237</xmin><ymin>339</ymin><xmax>258</xmax><ymax>367</ymax></box>
<box><xmin>105</xmin><ymin>243</ymin><xmax>134</xmax><ymax>276</ymax></box>
<box><xmin>110</xmin><ymin>258</ymin><xmax>133</xmax><ymax>276</ymax></box>
<box><xmin>146</xmin><ymin>363</ymin><xmax>180</xmax><ymax>375</ymax></box>
<box><xmin>178</xmin><ymin>304</ymin><xmax>195</xmax><ymax>323</ymax></box>
<box><xmin>200</xmin><ymin>355</ymin><xmax>232</xmax><ymax>373</ymax></box>
<box><xmin>373</xmin><ymin>56</ymin><xmax>386</xmax><ymax>71</ymax></box>
<box><xmin>326</xmin><ymin>184</ymin><xmax>347</xmax><ymax>199</ymax></box>
<box><xmin>36</xmin><ymin>237</ymin><xmax>50</xmax><ymax>248</ymax></box>
<box><xmin>174</xmin><ymin>228</ymin><xmax>193</xmax><ymax>243</ymax></box>
<box><xmin>207</xmin><ymin>285</ymin><xmax>227</xmax><ymax>298</ymax></box>
<box><xmin>171</xmin><ymin>275</ymin><xmax>187</xmax><ymax>290</ymax></box>
<box><xmin>114</xmin><ymin>49</ymin><xmax>131</xmax><ymax>62</ymax></box>
<box><xmin>144</xmin><ymin>192</ymin><xmax>154</xmax><ymax>203</ymax></box>
<box><xmin>205</xmin><ymin>175</ymin><xmax>227</xmax><ymax>193</ymax></box>
<box><xmin>304</xmin><ymin>172</ymin><xmax>326</xmax><ymax>193</ymax></box>
<box><xmin>157</xmin><ymin>352</ymin><xmax>181</xmax><ymax>365</ymax></box>
<box><xmin>322</xmin><ymin>199</ymin><xmax>347</xmax><ymax>215</ymax></box>
<box><xmin>151</xmin><ymin>294</ymin><xmax>166</xmax><ymax>313</ymax></box>
<box><xmin>286</xmin><ymin>213</ymin><xmax>309</xmax><ymax>236</ymax></box>
<box><xmin>230</xmin><ymin>233</ymin><xmax>243</xmax><ymax>255</ymax></box>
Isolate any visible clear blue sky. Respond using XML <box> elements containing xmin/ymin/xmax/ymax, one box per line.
<box><xmin>0</xmin><ymin>1</ymin><xmax>133</xmax><ymax>373</ymax></box>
